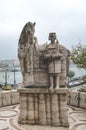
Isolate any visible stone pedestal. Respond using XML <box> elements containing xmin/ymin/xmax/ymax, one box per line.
<box><xmin>18</xmin><ymin>88</ymin><xmax>69</xmax><ymax>127</ymax></box>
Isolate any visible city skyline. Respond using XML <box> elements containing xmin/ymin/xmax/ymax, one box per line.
<box><xmin>0</xmin><ymin>0</ymin><xmax>86</xmax><ymax>60</ymax></box>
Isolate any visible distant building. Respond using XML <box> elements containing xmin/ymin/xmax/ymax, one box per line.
<box><xmin>0</xmin><ymin>62</ymin><xmax>8</xmax><ymax>68</ymax></box>
<box><xmin>0</xmin><ymin>59</ymin><xmax>20</xmax><ymax>71</ymax></box>
<box><xmin>1</xmin><ymin>59</ymin><xmax>20</xmax><ymax>67</ymax></box>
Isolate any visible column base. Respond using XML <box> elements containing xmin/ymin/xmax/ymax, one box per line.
<box><xmin>18</xmin><ymin>88</ymin><xmax>69</xmax><ymax>127</ymax></box>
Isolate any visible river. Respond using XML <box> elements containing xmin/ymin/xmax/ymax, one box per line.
<box><xmin>0</xmin><ymin>71</ymin><xmax>22</xmax><ymax>85</ymax></box>
<box><xmin>70</xmin><ymin>64</ymin><xmax>86</xmax><ymax>78</ymax></box>
<box><xmin>0</xmin><ymin>64</ymin><xmax>85</xmax><ymax>85</ymax></box>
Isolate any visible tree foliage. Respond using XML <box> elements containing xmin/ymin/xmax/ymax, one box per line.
<box><xmin>82</xmin><ymin>75</ymin><xmax>86</xmax><ymax>82</ymax></box>
<box><xmin>71</xmin><ymin>43</ymin><xmax>86</xmax><ymax>70</ymax></box>
<box><xmin>68</xmin><ymin>70</ymin><xmax>75</xmax><ymax>81</ymax></box>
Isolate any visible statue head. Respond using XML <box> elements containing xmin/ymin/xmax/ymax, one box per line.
<box><xmin>25</xmin><ymin>22</ymin><xmax>36</xmax><ymax>44</ymax></box>
<box><xmin>26</xmin><ymin>22</ymin><xmax>35</xmax><ymax>35</ymax></box>
<box><xmin>19</xmin><ymin>22</ymin><xmax>36</xmax><ymax>45</ymax></box>
<box><xmin>48</xmin><ymin>32</ymin><xmax>56</xmax><ymax>41</ymax></box>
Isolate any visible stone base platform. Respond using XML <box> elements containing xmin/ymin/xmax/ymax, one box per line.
<box><xmin>18</xmin><ymin>88</ymin><xmax>69</xmax><ymax>127</ymax></box>
<box><xmin>1</xmin><ymin>104</ymin><xmax>86</xmax><ymax>130</ymax></box>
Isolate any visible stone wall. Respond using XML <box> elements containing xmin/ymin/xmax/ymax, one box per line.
<box><xmin>0</xmin><ymin>89</ymin><xmax>86</xmax><ymax>110</ymax></box>
<box><xmin>0</xmin><ymin>90</ymin><xmax>19</xmax><ymax>107</ymax></box>
<box><xmin>68</xmin><ymin>90</ymin><xmax>86</xmax><ymax>109</ymax></box>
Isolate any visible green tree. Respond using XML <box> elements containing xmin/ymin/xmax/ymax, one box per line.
<box><xmin>82</xmin><ymin>75</ymin><xmax>86</xmax><ymax>82</ymax></box>
<box><xmin>68</xmin><ymin>70</ymin><xmax>75</xmax><ymax>82</ymax></box>
<box><xmin>71</xmin><ymin>43</ymin><xmax>86</xmax><ymax>70</ymax></box>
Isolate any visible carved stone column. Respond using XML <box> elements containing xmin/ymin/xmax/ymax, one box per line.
<box><xmin>39</xmin><ymin>94</ymin><xmax>47</xmax><ymax>125</ymax></box>
<box><xmin>60</xmin><ymin>94</ymin><xmax>69</xmax><ymax>126</ymax></box>
<box><xmin>27</xmin><ymin>94</ymin><xmax>35</xmax><ymax>124</ymax></box>
<box><xmin>18</xmin><ymin>93</ymin><xmax>27</xmax><ymax>124</ymax></box>
<box><xmin>46</xmin><ymin>94</ymin><xmax>51</xmax><ymax>125</ymax></box>
<box><xmin>34</xmin><ymin>94</ymin><xmax>39</xmax><ymax>124</ymax></box>
<box><xmin>51</xmin><ymin>94</ymin><xmax>60</xmax><ymax>126</ymax></box>
<box><xmin>18</xmin><ymin>88</ymin><xmax>69</xmax><ymax>128</ymax></box>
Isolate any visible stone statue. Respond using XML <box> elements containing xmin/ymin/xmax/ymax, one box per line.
<box><xmin>18</xmin><ymin>22</ymin><xmax>70</xmax><ymax>127</ymax></box>
<box><xmin>18</xmin><ymin>22</ymin><xmax>36</xmax><ymax>86</ymax></box>
<box><xmin>18</xmin><ymin>22</ymin><xmax>70</xmax><ymax>89</ymax></box>
<box><xmin>44</xmin><ymin>33</ymin><xmax>63</xmax><ymax>90</ymax></box>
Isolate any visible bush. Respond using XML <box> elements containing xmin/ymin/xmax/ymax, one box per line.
<box><xmin>2</xmin><ymin>85</ymin><xmax>11</xmax><ymax>90</ymax></box>
<box><xmin>82</xmin><ymin>75</ymin><xmax>86</xmax><ymax>82</ymax></box>
<box><xmin>80</xmin><ymin>88</ymin><xmax>86</xmax><ymax>92</ymax></box>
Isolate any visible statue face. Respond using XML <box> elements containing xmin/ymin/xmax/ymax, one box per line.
<box><xmin>49</xmin><ymin>33</ymin><xmax>56</xmax><ymax>41</ymax></box>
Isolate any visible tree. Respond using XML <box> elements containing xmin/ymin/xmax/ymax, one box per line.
<box><xmin>71</xmin><ymin>43</ymin><xmax>86</xmax><ymax>70</ymax></box>
<box><xmin>67</xmin><ymin>70</ymin><xmax>75</xmax><ymax>82</ymax></box>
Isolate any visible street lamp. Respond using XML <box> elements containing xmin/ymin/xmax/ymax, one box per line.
<box><xmin>5</xmin><ymin>69</ymin><xmax>8</xmax><ymax>86</ymax></box>
<box><xmin>13</xmin><ymin>65</ymin><xmax>16</xmax><ymax>89</ymax></box>
<box><xmin>2</xmin><ymin>68</ymin><xmax>11</xmax><ymax>90</ymax></box>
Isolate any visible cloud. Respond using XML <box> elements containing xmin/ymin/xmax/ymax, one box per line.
<box><xmin>0</xmin><ymin>0</ymin><xmax>86</xmax><ymax>59</ymax></box>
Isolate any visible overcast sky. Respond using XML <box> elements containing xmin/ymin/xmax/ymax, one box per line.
<box><xmin>0</xmin><ymin>0</ymin><xmax>86</xmax><ymax>60</ymax></box>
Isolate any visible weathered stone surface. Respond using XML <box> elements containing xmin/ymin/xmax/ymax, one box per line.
<box><xmin>20</xmin><ymin>93</ymin><xmax>27</xmax><ymax>101</ymax></box>
<box><xmin>27</xmin><ymin>94</ymin><xmax>35</xmax><ymax>124</ymax></box>
<box><xmin>34</xmin><ymin>94</ymin><xmax>39</xmax><ymax>124</ymax></box>
<box><xmin>19</xmin><ymin>93</ymin><xmax>28</xmax><ymax>124</ymax></box>
<box><xmin>60</xmin><ymin>94</ymin><xmax>69</xmax><ymax>127</ymax></box>
<box><xmin>1</xmin><ymin>91</ymin><xmax>11</xmax><ymax>106</ymax></box>
<box><xmin>18</xmin><ymin>88</ymin><xmax>69</xmax><ymax>127</ymax></box>
<box><xmin>80</xmin><ymin>92</ymin><xmax>86</xmax><ymax>108</ymax></box>
<box><xmin>0</xmin><ymin>92</ymin><xmax>2</xmax><ymax>107</ymax></box>
<box><xmin>18</xmin><ymin>22</ymin><xmax>70</xmax><ymax>88</ymax></box>
<box><xmin>44</xmin><ymin>33</ymin><xmax>62</xmax><ymax>89</ymax></box>
<box><xmin>11</xmin><ymin>90</ymin><xmax>19</xmax><ymax>104</ymax></box>
<box><xmin>18</xmin><ymin>21</ymin><xmax>69</xmax><ymax>127</ymax></box>
<box><xmin>0</xmin><ymin>90</ymin><xmax>19</xmax><ymax>107</ymax></box>
<box><xmin>67</xmin><ymin>91</ymin><xmax>71</xmax><ymax>105</ymax></box>
<box><xmin>70</xmin><ymin>91</ymin><xmax>78</xmax><ymax>107</ymax></box>
<box><xmin>18</xmin><ymin>88</ymin><xmax>68</xmax><ymax>94</ymax></box>
<box><xmin>39</xmin><ymin>94</ymin><xmax>46</xmax><ymax>125</ymax></box>
<box><xmin>46</xmin><ymin>94</ymin><xmax>51</xmax><ymax>125</ymax></box>
<box><xmin>51</xmin><ymin>94</ymin><xmax>60</xmax><ymax>126</ymax></box>
<box><xmin>18</xmin><ymin>108</ymin><xmax>27</xmax><ymax>124</ymax></box>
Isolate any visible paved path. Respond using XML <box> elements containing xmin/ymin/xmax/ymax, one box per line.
<box><xmin>0</xmin><ymin>105</ymin><xmax>86</xmax><ymax>130</ymax></box>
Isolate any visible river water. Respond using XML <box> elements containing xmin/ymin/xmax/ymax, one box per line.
<box><xmin>0</xmin><ymin>64</ymin><xmax>85</xmax><ymax>85</ymax></box>
<box><xmin>70</xmin><ymin>64</ymin><xmax>86</xmax><ymax>78</ymax></box>
<box><xmin>0</xmin><ymin>71</ymin><xmax>22</xmax><ymax>85</ymax></box>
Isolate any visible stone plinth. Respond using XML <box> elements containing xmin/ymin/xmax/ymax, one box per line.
<box><xmin>18</xmin><ymin>88</ymin><xmax>69</xmax><ymax>127</ymax></box>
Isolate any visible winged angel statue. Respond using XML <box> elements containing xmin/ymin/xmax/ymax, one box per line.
<box><xmin>18</xmin><ymin>22</ymin><xmax>70</xmax><ymax>89</ymax></box>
